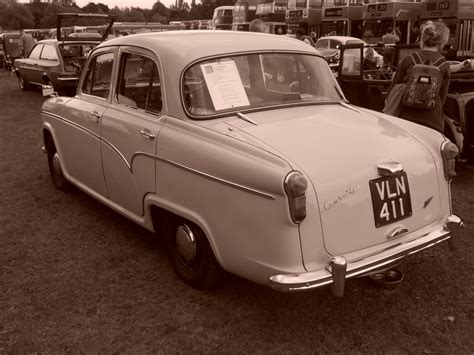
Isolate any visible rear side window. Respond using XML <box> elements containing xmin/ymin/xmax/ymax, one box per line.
<box><xmin>29</xmin><ymin>44</ymin><xmax>43</xmax><ymax>60</ymax></box>
<box><xmin>82</xmin><ymin>52</ymin><xmax>114</xmax><ymax>99</ymax></box>
<box><xmin>116</xmin><ymin>52</ymin><xmax>162</xmax><ymax>114</ymax></box>
<box><xmin>40</xmin><ymin>44</ymin><xmax>58</xmax><ymax>61</ymax></box>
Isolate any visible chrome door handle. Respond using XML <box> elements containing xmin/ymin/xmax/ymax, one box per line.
<box><xmin>140</xmin><ymin>129</ymin><xmax>155</xmax><ymax>140</ymax></box>
<box><xmin>89</xmin><ymin>111</ymin><xmax>101</xmax><ymax>123</ymax></box>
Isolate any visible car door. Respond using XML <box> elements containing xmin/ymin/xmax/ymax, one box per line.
<box><xmin>18</xmin><ymin>43</ymin><xmax>43</xmax><ymax>84</ymax></box>
<box><xmin>100</xmin><ymin>47</ymin><xmax>165</xmax><ymax>216</ymax></box>
<box><xmin>56</xmin><ymin>48</ymin><xmax>116</xmax><ymax>196</ymax></box>
<box><xmin>31</xmin><ymin>43</ymin><xmax>60</xmax><ymax>84</ymax></box>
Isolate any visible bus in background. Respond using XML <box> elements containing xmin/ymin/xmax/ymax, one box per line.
<box><xmin>107</xmin><ymin>22</ymin><xmax>186</xmax><ymax>36</ymax></box>
<box><xmin>256</xmin><ymin>0</ymin><xmax>287</xmax><ymax>33</ymax></box>
<box><xmin>285</xmin><ymin>0</ymin><xmax>323</xmax><ymax>37</ymax></box>
<box><xmin>420</xmin><ymin>0</ymin><xmax>474</xmax><ymax>59</ymax></box>
<box><xmin>362</xmin><ymin>1</ymin><xmax>422</xmax><ymax>44</ymax></box>
<box><xmin>211</xmin><ymin>6</ymin><xmax>234</xmax><ymax>30</ymax></box>
<box><xmin>233</xmin><ymin>0</ymin><xmax>259</xmax><ymax>31</ymax></box>
<box><xmin>321</xmin><ymin>1</ymin><xmax>364</xmax><ymax>37</ymax></box>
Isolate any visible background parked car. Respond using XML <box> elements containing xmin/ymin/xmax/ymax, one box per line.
<box><xmin>14</xmin><ymin>13</ymin><xmax>114</xmax><ymax>95</ymax></box>
<box><xmin>315</xmin><ymin>35</ymin><xmax>383</xmax><ymax>69</ymax></box>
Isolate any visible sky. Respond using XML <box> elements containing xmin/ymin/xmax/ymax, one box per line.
<box><xmin>74</xmin><ymin>0</ymin><xmax>176</xmax><ymax>10</ymax></box>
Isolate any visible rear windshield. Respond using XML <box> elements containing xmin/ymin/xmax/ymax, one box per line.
<box><xmin>59</xmin><ymin>43</ymin><xmax>98</xmax><ymax>73</ymax></box>
<box><xmin>182</xmin><ymin>52</ymin><xmax>342</xmax><ymax>118</ymax></box>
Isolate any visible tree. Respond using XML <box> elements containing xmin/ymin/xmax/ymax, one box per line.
<box><xmin>0</xmin><ymin>2</ymin><xmax>34</xmax><ymax>30</ymax></box>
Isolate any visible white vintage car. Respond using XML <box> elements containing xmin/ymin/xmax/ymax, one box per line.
<box><xmin>41</xmin><ymin>31</ymin><xmax>463</xmax><ymax>296</ymax></box>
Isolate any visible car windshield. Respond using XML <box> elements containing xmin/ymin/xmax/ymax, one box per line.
<box><xmin>183</xmin><ymin>52</ymin><xmax>343</xmax><ymax>118</ymax></box>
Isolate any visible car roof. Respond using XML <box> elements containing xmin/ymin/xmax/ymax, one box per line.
<box><xmin>99</xmin><ymin>30</ymin><xmax>319</xmax><ymax>65</ymax></box>
<box><xmin>37</xmin><ymin>39</ymin><xmax>101</xmax><ymax>45</ymax></box>
<box><xmin>317</xmin><ymin>36</ymin><xmax>364</xmax><ymax>43</ymax></box>
<box><xmin>96</xmin><ymin>30</ymin><xmax>322</xmax><ymax>119</ymax></box>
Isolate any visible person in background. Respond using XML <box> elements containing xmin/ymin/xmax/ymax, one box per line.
<box><xmin>382</xmin><ymin>27</ymin><xmax>400</xmax><ymax>44</ymax></box>
<box><xmin>295</xmin><ymin>28</ymin><xmax>315</xmax><ymax>47</ymax></box>
<box><xmin>385</xmin><ymin>21</ymin><xmax>451</xmax><ymax>133</ymax></box>
<box><xmin>19</xmin><ymin>29</ymin><xmax>35</xmax><ymax>57</ymax></box>
<box><xmin>249</xmin><ymin>19</ymin><xmax>265</xmax><ymax>33</ymax></box>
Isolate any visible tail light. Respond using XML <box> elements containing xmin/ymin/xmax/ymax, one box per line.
<box><xmin>441</xmin><ymin>140</ymin><xmax>459</xmax><ymax>180</ymax></box>
<box><xmin>284</xmin><ymin>171</ymin><xmax>307</xmax><ymax>224</ymax></box>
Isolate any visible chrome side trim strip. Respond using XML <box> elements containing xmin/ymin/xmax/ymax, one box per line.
<box><xmin>57</xmin><ymin>77</ymin><xmax>79</xmax><ymax>81</ymax></box>
<box><xmin>41</xmin><ymin>111</ymin><xmax>99</xmax><ymax>139</ymax></box>
<box><xmin>134</xmin><ymin>152</ymin><xmax>276</xmax><ymax>200</ymax></box>
<box><xmin>101</xmin><ymin>138</ymin><xmax>131</xmax><ymax>170</ymax></box>
<box><xmin>42</xmin><ymin>111</ymin><xmax>276</xmax><ymax>200</ymax></box>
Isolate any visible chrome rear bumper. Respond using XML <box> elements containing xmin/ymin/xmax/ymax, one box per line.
<box><xmin>270</xmin><ymin>214</ymin><xmax>464</xmax><ymax>296</ymax></box>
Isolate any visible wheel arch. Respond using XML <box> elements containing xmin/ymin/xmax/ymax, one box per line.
<box><xmin>147</xmin><ymin>199</ymin><xmax>225</xmax><ymax>269</ymax></box>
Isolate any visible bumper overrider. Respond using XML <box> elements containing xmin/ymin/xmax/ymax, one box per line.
<box><xmin>270</xmin><ymin>214</ymin><xmax>464</xmax><ymax>296</ymax></box>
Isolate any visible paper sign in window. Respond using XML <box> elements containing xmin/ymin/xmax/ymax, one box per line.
<box><xmin>200</xmin><ymin>61</ymin><xmax>250</xmax><ymax>111</ymax></box>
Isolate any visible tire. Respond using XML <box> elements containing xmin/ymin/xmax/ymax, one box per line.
<box><xmin>167</xmin><ymin>219</ymin><xmax>222</xmax><ymax>290</ymax></box>
<box><xmin>18</xmin><ymin>75</ymin><xmax>30</xmax><ymax>91</ymax></box>
<box><xmin>46</xmin><ymin>138</ymin><xmax>71</xmax><ymax>192</ymax></box>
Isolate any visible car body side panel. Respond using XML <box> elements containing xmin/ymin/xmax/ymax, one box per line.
<box><xmin>43</xmin><ymin>96</ymin><xmax>108</xmax><ymax>196</ymax></box>
<box><xmin>153</xmin><ymin>117</ymin><xmax>312</xmax><ymax>285</ymax></box>
<box><xmin>100</xmin><ymin>104</ymin><xmax>165</xmax><ymax>216</ymax></box>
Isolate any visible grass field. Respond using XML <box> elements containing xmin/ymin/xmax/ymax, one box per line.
<box><xmin>0</xmin><ymin>73</ymin><xmax>472</xmax><ymax>353</ymax></box>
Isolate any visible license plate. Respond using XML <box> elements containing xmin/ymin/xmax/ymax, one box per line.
<box><xmin>369</xmin><ymin>172</ymin><xmax>412</xmax><ymax>228</ymax></box>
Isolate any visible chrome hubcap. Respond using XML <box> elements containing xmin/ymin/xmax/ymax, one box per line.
<box><xmin>175</xmin><ymin>224</ymin><xmax>197</xmax><ymax>264</ymax></box>
<box><xmin>52</xmin><ymin>152</ymin><xmax>64</xmax><ymax>181</ymax></box>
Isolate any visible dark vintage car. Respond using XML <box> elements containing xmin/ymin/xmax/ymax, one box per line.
<box><xmin>14</xmin><ymin>13</ymin><xmax>114</xmax><ymax>95</ymax></box>
<box><xmin>337</xmin><ymin>43</ymin><xmax>474</xmax><ymax>162</ymax></box>
<box><xmin>1</xmin><ymin>32</ymin><xmax>22</xmax><ymax>72</ymax></box>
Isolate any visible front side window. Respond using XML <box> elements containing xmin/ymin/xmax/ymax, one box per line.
<box><xmin>29</xmin><ymin>44</ymin><xmax>43</xmax><ymax>60</ymax></box>
<box><xmin>82</xmin><ymin>52</ymin><xmax>114</xmax><ymax>99</ymax></box>
<box><xmin>40</xmin><ymin>44</ymin><xmax>58</xmax><ymax>61</ymax></box>
<box><xmin>117</xmin><ymin>52</ymin><xmax>162</xmax><ymax>114</ymax></box>
<box><xmin>183</xmin><ymin>52</ymin><xmax>342</xmax><ymax>118</ymax></box>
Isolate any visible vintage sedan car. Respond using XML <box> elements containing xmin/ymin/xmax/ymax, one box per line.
<box><xmin>41</xmin><ymin>31</ymin><xmax>463</xmax><ymax>296</ymax></box>
<box><xmin>14</xmin><ymin>13</ymin><xmax>114</xmax><ymax>95</ymax></box>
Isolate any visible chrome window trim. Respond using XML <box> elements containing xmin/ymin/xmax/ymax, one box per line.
<box><xmin>113</xmin><ymin>48</ymin><xmax>163</xmax><ymax>117</ymax></box>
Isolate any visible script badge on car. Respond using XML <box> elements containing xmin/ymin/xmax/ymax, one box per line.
<box><xmin>369</xmin><ymin>172</ymin><xmax>412</xmax><ymax>228</ymax></box>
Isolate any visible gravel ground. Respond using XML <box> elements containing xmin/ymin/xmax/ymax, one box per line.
<box><xmin>0</xmin><ymin>72</ymin><xmax>473</xmax><ymax>353</ymax></box>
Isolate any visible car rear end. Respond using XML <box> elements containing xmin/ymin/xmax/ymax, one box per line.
<box><xmin>257</xmin><ymin>107</ymin><xmax>463</xmax><ymax>296</ymax></box>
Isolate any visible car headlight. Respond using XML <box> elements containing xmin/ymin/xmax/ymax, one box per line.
<box><xmin>284</xmin><ymin>171</ymin><xmax>307</xmax><ymax>223</ymax></box>
<box><xmin>441</xmin><ymin>140</ymin><xmax>459</xmax><ymax>180</ymax></box>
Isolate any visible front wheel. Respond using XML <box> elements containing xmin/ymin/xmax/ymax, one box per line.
<box><xmin>168</xmin><ymin>219</ymin><xmax>222</xmax><ymax>290</ymax></box>
<box><xmin>46</xmin><ymin>138</ymin><xmax>71</xmax><ymax>191</ymax></box>
<box><xmin>18</xmin><ymin>75</ymin><xmax>30</xmax><ymax>91</ymax></box>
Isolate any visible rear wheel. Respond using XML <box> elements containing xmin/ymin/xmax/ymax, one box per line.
<box><xmin>46</xmin><ymin>138</ymin><xmax>71</xmax><ymax>191</ymax></box>
<box><xmin>167</xmin><ymin>219</ymin><xmax>222</xmax><ymax>289</ymax></box>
